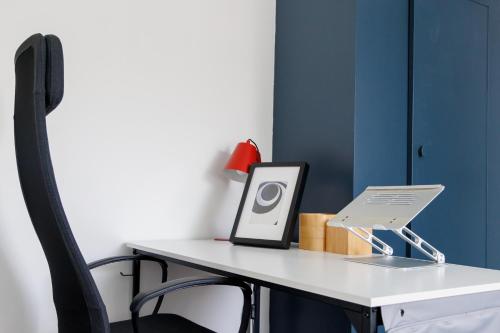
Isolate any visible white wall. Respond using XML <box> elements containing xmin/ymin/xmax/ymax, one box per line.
<box><xmin>0</xmin><ymin>1</ymin><xmax>275</xmax><ymax>332</ymax></box>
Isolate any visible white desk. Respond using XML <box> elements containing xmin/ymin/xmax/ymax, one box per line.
<box><xmin>127</xmin><ymin>239</ymin><xmax>500</xmax><ymax>333</ymax></box>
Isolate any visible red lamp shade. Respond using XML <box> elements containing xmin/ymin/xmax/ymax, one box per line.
<box><xmin>224</xmin><ymin>139</ymin><xmax>261</xmax><ymax>182</ymax></box>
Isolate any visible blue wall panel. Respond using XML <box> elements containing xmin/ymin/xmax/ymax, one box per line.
<box><xmin>273</xmin><ymin>0</ymin><xmax>357</xmax><ymax>222</ymax></box>
<box><xmin>484</xmin><ymin>2</ymin><xmax>500</xmax><ymax>270</ymax></box>
<box><xmin>272</xmin><ymin>0</ymin><xmax>356</xmax><ymax>331</ymax></box>
<box><xmin>354</xmin><ymin>0</ymin><xmax>409</xmax><ymax>257</ymax></box>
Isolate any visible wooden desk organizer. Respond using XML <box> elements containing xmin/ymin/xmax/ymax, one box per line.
<box><xmin>299</xmin><ymin>213</ymin><xmax>372</xmax><ymax>255</ymax></box>
<box><xmin>299</xmin><ymin>213</ymin><xmax>329</xmax><ymax>251</ymax></box>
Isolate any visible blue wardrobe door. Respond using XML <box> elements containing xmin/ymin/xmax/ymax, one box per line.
<box><xmin>412</xmin><ymin>0</ymin><xmax>488</xmax><ymax>267</ymax></box>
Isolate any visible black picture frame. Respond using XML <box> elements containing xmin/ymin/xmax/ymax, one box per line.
<box><xmin>230</xmin><ymin>162</ymin><xmax>309</xmax><ymax>249</ymax></box>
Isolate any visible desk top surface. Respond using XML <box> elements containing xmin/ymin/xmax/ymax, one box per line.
<box><xmin>127</xmin><ymin>239</ymin><xmax>500</xmax><ymax>307</ymax></box>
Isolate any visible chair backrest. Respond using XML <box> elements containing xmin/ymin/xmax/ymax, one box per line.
<box><xmin>14</xmin><ymin>34</ymin><xmax>110</xmax><ymax>333</ymax></box>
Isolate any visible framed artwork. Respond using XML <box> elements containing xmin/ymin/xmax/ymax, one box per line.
<box><xmin>230</xmin><ymin>162</ymin><xmax>309</xmax><ymax>249</ymax></box>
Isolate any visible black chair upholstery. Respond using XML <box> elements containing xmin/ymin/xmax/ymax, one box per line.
<box><xmin>110</xmin><ymin>314</ymin><xmax>214</xmax><ymax>333</ymax></box>
<box><xmin>14</xmin><ymin>33</ymin><xmax>251</xmax><ymax>333</ymax></box>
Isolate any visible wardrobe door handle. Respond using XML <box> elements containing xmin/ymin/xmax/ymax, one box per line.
<box><xmin>417</xmin><ymin>145</ymin><xmax>425</xmax><ymax>158</ymax></box>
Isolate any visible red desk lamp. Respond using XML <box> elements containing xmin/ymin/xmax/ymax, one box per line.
<box><xmin>224</xmin><ymin>139</ymin><xmax>261</xmax><ymax>182</ymax></box>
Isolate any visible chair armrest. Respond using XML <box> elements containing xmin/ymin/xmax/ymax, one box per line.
<box><xmin>130</xmin><ymin>276</ymin><xmax>252</xmax><ymax>333</ymax></box>
<box><xmin>88</xmin><ymin>254</ymin><xmax>168</xmax><ymax>315</ymax></box>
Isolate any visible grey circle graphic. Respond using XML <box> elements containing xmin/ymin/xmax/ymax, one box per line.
<box><xmin>252</xmin><ymin>181</ymin><xmax>287</xmax><ymax>214</ymax></box>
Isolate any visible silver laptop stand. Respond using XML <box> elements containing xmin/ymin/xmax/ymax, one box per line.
<box><xmin>328</xmin><ymin>185</ymin><xmax>446</xmax><ymax>264</ymax></box>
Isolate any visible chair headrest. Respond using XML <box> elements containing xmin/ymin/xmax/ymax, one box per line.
<box><xmin>15</xmin><ymin>33</ymin><xmax>64</xmax><ymax>115</ymax></box>
<box><xmin>44</xmin><ymin>35</ymin><xmax>64</xmax><ymax>113</ymax></box>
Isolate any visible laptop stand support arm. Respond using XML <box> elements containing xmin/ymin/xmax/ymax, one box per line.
<box><xmin>339</xmin><ymin>224</ymin><xmax>445</xmax><ymax>263</ymax></box>
<box><xmin>392</xmin><ymin>226</ymin><xmax>445</xmax><ymax>263</ymax></box>
<box><xmin>344</xmin><ymin>226</ymin><xmax>394</xmax><ymax>256</ymax></box>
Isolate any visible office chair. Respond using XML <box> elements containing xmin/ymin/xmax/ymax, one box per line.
<box><xmin>14</xmin><ymin>33</ymin><xmax>251</xmax><ymax>333</ymax></box>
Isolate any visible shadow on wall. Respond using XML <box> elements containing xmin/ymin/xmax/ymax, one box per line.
<box><xmin>0</xmin><ymin>229</ymin><xmax>36</xmax><ymax>332</ymax></box>
<box><xmin>0</xmin><ymin>89</ymin><xmax>33</xmax><ymax>331</ymax></box>
<box><xmin>191</xmin><ymin>150</ymin><xmax>232</xmax><ymax>238</ymax></box>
